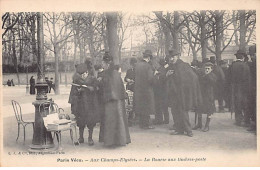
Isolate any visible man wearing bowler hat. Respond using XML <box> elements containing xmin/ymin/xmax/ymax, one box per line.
<box><xmin>166</xmin><ymin>49</ymin><xmax>202</xmax><ymax>137</ymax></box>
<box><xmin>134</xmin><ymin>50</ymin><xmax>156</xmax><ymax>129</ymax></box>
<box><xmin>230</xmin><ymin>49</ymin><xmax>251</xmax><ymax>126</ymax></box>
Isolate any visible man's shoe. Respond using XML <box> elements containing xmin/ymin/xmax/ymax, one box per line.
<box><xmin>163</xmin><ymin>120</ymin><xmax>169</xmax><ymax>124</ymax></box>
<box><xmin>247</xmin><ymin>126</ymin><xmax>256</xmax><ymax>132</ymax></box>
<box><xmin>88</xmin><ymin>138</ymin><xmax>94</xmax><ymax>146</ymax></box>
<box><xmin>192</xmin><ymin>124</ymin><xmax>202</xmax><ymax>130</ymax></box>
<box><xmin>202</xmin><ymin>126</ymin><xmax>209</xmax><ymax>132</ymax></box>
<box><xmin>234</xmin><ymin>122</ymin><xmax>242</xmax><ymax>126</ymax></box>
<box><xmin>187</xmin><ymin>132</ymin><xmax>193</xmax><ymax>137</ymax></box>
<box><xmin>78</xmin><ymin>138</ymin><xmax>84</xmax><ymax>143</ymax></box>
<box><xmin>170</xmin><ymin>131</ymin><xmax>184</xmax><ymax>135</ymax></box>
<box><xmin>169</xmin><ymin>124</ymin><xmax>176</xmax><ymax>130</ymax></box>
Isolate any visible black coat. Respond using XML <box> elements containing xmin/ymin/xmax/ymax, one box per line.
<box><xmin>199</xmin><ymin>72</ymin><xmax>217</xmax><ymax>114</ymax></box>
<box><xmin>212</xmin><ymin>65</ymin><xmax>225</xmax><ymax>99</ymax></box>
<box><xmin>134</xmin><ymin>60</ymin><xmax>156</xmax><ymax>116</ymax></box>
<box><xmin>153</xmin><ymin>65</ymin><xmax>168</xmax><ymax>109</ymax></box>
<box><xmin>230</xmin><ymin>60</ymin><xmax>251</xmax><ymax>108</ymax></box>
<box><xmin>68</xmin><ymin>73</ymin><xmax>99</xmax><ymax>127</ymax></box>
<box><xmin>30</xmin><ymin>78</ymin><xmax>36</xmax><ymax>94</ymax></box>
<box><xmin>166</xmin><ymin>59</ymin><xmax>202</xmax><ymax>111</ymax></box>
<box><xmin>124</xmin><ymin>68</ymin><xmax>135</xmax><ymax>92</ymax></box>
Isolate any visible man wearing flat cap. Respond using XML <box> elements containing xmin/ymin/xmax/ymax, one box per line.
<box><xmin>134</xmin><ymin>49</ymin><xmax>156</xmax><ymax>129</ymax></box>
<box><xmin>166</xmin><ymin>49</ymin><xmax>202</xmax><ymax>137</ymax></box>
<box><xmin>230</xmin><ymin>49</ymin><xmax>251</xmax><ymax>127</ymax></box>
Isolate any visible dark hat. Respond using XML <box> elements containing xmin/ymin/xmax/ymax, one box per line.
<box><xmin>94</xmin><ymin>64</ymin><xmax>102</xmax><ymax>71</ymax></box>
<box><xmin>168</xmin><ymin>49</ymin><xmax>180</xmax><ymax>57</ymax></box>
<box><xmin>76</xmin><ymin>63</ymin><xmax>88</xmax><ymax>74</ymax></box>
<box><xmin>191</xmin><ymin>59</ymin><xmax>199</xmax><ymax>67</ymax></box>
<box><xmin>84</xmin><ymin>57</ymin><xmax>92</xmax><ymax>67</ymax></box>
<box><xmin>103</xmin><ymin>51</ymin><xmax>113</xmax><ymax>63</ymax></box>
<box><xmin>210</xmin><ymin>56</ymin><xmax>216</xmax><ymax>64</ymax></box>
<box><xmin>202</xmin><ymin>58</ymin><xmax>210</xmax><ymax>64</ymax></box>
<box><xmin>204</xmin><ymin>62</ymin><xmax>214</xmax><ymax>68</ymax></box>
<box><xmin>234</xmin><ymin>49</ymin><xmax>247</xmax><ymax>57</ymax></box>
<box><xmin>159</xmin><ymin>58</ymin><xmax>166</xmax><ymax>66</ymax></box>
<box><xmin>130</xmin><ymin>57</ymin><xmax>137</xmax><ymax>65</ymax></box>
<box><xmin>249</xmin><ymin>45</ymin><xmax>256</xmax><ymax>55</ymax></box>
<box><xmin>219</xmin><ymin>60</ymin><xmax>227</xmax><ymax>65</ymax></box>
<box><xmin>143</xmin><ymin>50</ymin><xmax>153</xmax><ymax>58</ymax></box>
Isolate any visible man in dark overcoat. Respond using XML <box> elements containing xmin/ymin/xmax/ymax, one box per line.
<box><xmin>219</xmin><ymin>60</ymin><xmax>231</xmax><ymax>110</ymax></box>
<box><xmin>134</xmin><ymin>50</ymin><xmax>156</xmax><ymax>129</ymax></box>
<box><xmin>153</xmin><ymin>58</ymin><xmax>169</xmax><ymax>125</ymax></box>
<box><xmin>247</xmin><ymin>45</ymin><xmax>256</xmax><ymax>132</ymax></box>
<box><xmin>210</xmin><ymin>56</ymin><xmax>226</xmax><ymax>112</ymax></box>
<box><xmin>166</xmin><ymin>50</ymin><xmax>202</xmax><ymax>137</ymax></box>
<box><xmin>230</xmin><ymin>50</ymin><xmax>251</xmax><ymax>126</ymax></box>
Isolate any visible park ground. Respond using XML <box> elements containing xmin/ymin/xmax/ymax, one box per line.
<box><xmin>1</xmin><ymin>85</ymin><xmax>259</xmax><ymax>167</ymax></box>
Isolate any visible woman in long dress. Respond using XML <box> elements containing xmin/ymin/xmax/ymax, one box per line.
<box><xmin>99</xmin><ymin>52</ymin><xmax>131</xmax><ymax>146</ymax></box>
<box><xmin>29</xmin><ymin>76</ymin><xmax>36</xmax><ymax>95</ymax></box>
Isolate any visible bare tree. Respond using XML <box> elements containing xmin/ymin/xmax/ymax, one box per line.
<box><xmin>44</xmin><ymin>12</ymin><xmax>74</xmax><ymax>94</ymax></box>
<box><xmin>106</xmin><ymin>12</ymin><xmax>120</xmax><ymax>65</ymax></box>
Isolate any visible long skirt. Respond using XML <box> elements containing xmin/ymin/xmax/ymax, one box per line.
<box><xmin>103</xmin><ymin>99</ymin><xmax>131</xmax><ymax>146</ymax></box>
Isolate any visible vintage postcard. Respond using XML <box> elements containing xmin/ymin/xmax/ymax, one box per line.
<box><xmin>0</xmin><ymin>0</ymin><xmax>259</xmax><ymax>167</ymax></box>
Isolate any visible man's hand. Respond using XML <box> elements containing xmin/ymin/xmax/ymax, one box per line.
<box><xmin>166</xmin><ymin>70</ymin><xmax>174</xmax><ymax>77</ymax></box>
<box><xmin>97</xmin><ymin>77</ymin><xmax>102</xmax><ymax>81</ymax></box>
<box><xmin>154</xmin><ymin>70</ymin><xmax>159</xmax><ymax>75</ymax></box>
<box><xmin>87</xmin><ymin>86</ymin><xmax>95</xmax><ymax>91</ymax></box>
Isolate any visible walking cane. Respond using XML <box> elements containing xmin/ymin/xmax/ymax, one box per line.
<box><xmin>230</xmin><ymin>84</ymin><xmax>234</xmax><ymax>119</ymax></box>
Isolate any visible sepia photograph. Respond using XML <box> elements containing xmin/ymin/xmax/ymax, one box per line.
<box><xmin>0</xmin><ymin>0</ymin><xmax>259</xmax><ymax>167</ymax></box>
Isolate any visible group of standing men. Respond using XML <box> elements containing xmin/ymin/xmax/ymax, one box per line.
<box><xmin>125</xmin><ymin>44</ymin><xmax>257</xmax><ymax>137</ymax></box>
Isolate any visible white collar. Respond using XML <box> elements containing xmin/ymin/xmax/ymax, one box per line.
<box><xmin>143</xmin><ymin>58</ymin><xmax>150</xmax><ymax>63</ymax></box>
<box><xmin>236</xmin><ymin>59</ymin><xmax>243</xmax><ymax>62</ymax></box>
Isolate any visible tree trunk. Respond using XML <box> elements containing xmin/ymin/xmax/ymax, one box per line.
<box><xmin>18</xmin><ymin>21</ymin><xmax>24</xmax><ymax>64</ymax></box>
<box><xmin>73</xmin><ymin>34</ymin><xmax>78</xmax><ymax>69</ymax></box>
<box><xmin>31</xmin><ymin>14</ymin><xmax>37</xmax><ymax>63</ymax></box>
<box><xmin>37</xmin><ymin>12</ymin><xmax>44</xmax><ymax>75</ymax></box>
<box><xmin>79</xmin><ymin>38</ymin><xmax>84</xmax><ymax>63</ymax></box>
<box><xmin>12</xmin><ymin>32</ymin><xmax>20</xmax><ymax>85</ymax></box>
<box><xmin>172</xmin><ymin>11</ymin><xmax>180</xmax><ymax>52</ymax></box>
<box><xmin>215</xmin><ymin>11</ymin><xmax>223</xmax><ymax>63</ymax></box>
<box><xmin>232</xmin><ymin>11</ymin><xmax>239</xmax><ymax>46</ymax></box>
<box><xmin>54</xmin><ymin>45</ymin><xmax>60</xmax><ymax>94</ymax></box>
<box><xmin>52</xmin><ymin>13</ymin><xmax>60</xmax><ymax>95</ymax></box>
<box><xmin>239</xmin><ymin>10</ymin><xmax>246</xmax><ymax>52</ymax></box>
<box><xmin>106</xmin><ymin>12</ymin><xmax>120</xmax><ymax>65</ymax></box>
<box><xmin>102</xmin><ymin>15</ymin><xmax>109</xmax><ymax>51</ymax></box>
<box><xmin>200</xmin><ymin>11</ymin><xmax>207</xmax><ymax>59</ymax></box>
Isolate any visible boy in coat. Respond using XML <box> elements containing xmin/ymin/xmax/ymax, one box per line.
<box><xmin>193</xmin><ymin>62</ymin><xmax>217</xmax><ymax>132</ymax></box>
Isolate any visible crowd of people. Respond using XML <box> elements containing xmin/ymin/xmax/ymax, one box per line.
<box><xmin>68</xmin><ymin>45</ymin><xmax>256</xmax><ymax>147</ymax></box>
